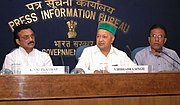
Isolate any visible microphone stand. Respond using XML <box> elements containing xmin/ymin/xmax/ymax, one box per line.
<box><xmin>161</xmin><ymin>51</ymin><xmax>180</xmax><ymax>65</ymax></box>
<box><xmin>58</xmin><ymin>47</ymin><xmax>65</xmax><ymax>66</ymax></box>
<box><xmin>126</xmin><ymin>45</ymin><xmax>139</xmax><ymax>65</ymax></box>
<box><xmin>60</xmin><ymin>54</ymin><xmax>64</xmax><ymax>66</ymax></box>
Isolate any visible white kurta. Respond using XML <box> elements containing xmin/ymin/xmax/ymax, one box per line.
<box><xmin>75</xmin><ymin>45</ymin><xmax>136</xmax><ymax>73</ymax></box>
<box><xmin>2</xmin><ymin>47</ymin><xmax>53</xmax><ymax>70</ymax></box>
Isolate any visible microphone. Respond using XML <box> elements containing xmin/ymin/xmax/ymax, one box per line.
<box><xmin>60</xmin><ymin>54</ymin><xmax>64</xmax><ymax>66</ymax></box>
<box><xmin>59</xmin><ymin>47</ymin><xmax>65</xmax><ymax>66</ymax></box>
<box><xmin>126</xmin><ymin>45</ymin><xmax>132</xmax><ymax>53</ymax></box>
<box><xmin>60</xmin><ymin>52</ymin><xmax>69</xmax><ymax>73</ymax></box>
<box><xmin>161</xmin><ymin>51</ymin><xmax>180</xmax><ymax>66</ymax></box>
<box><xmin>126</xmin><ymin>45</ymin><xmax>139</xmax><ymax>65</ymax></box>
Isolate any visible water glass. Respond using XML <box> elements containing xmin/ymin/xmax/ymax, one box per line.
<box><xmin>99</xmin><ymin>63</ymin><xmax>108</xmax><ymax>73</ymax></box>
<box><xmin>11</xmin><ymin>63</ymin><xmax>21</xmax><ymax>74</ymax></box>
<box><xmin>64</xmin><ymin>66</ymin><xmax>70</xmax><ymax>74</ymax></box>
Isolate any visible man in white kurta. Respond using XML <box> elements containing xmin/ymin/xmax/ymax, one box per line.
<box><xmin>75</xmin><ymin>45</ymin><xmax>136</xmax><ymax>73</ymax></box>
<box><xmin>75</xmin><ymin>21</ymin><xmax>136</xmax><ymax>74</ymax></box>
<box><xmin>2</xmin><ymin>24</ymin><xmax>53</xmax><ymax>71</ymax></box>
<box><xmin>3</xmin><ymin>47</ymin><xmax>53</xmax><ymax>70</ymax></box>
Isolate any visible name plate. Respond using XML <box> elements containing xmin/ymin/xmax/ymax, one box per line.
<box><xmin>109</xmin><ymin>65</ymin><xmax>149</xmax><ymax>73</ymax></box>
<box><xmin>20</xmin><ymin>66</ymin><xmax>68</xmax><ymax>74</ymax></box>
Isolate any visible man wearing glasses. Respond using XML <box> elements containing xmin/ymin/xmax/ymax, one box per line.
<box><xmin>2</xmin><ymin>24</ymin><xmax>53</xmax><ymax>71</ymax></box>
<box><xmin>134</xmin><ymin>24</ymin><xmax>180</xmax><ymax>72</ymax></box>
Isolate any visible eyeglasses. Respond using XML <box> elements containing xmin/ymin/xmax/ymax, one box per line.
<box><xmin>150</xmin><ymin>34</ymin><xmax>164</xmax><ymax>38</ymax></box>
<box><xmin>21</xmin><ymin>34</ymin><xmax>35</xmax><ymax>40</ymax></box>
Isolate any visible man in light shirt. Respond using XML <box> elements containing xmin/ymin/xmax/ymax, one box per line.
<box><xmin>2</xmin><ymin>24</ymin><xmax>53</xmax><ymax>71</ymax></box>
<box><xmin>134</xmin><ymin>24</ymin><xmax>180</xmax><ymax>72</ymax></box>
<box><xmin>75</xmin><ymin>21</ymin><xmax>136</xmax><ymax>74</ymax></box>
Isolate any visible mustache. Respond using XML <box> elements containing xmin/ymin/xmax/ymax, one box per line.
<box><xmin>28</xmin><ymin>41</ymin><xmax>35</xmax><ymax>45</ymax></box>
<box><xmin>153</xmin><ymin>43</ymin><xmax>160</xmax><ymax>45</ymax></box>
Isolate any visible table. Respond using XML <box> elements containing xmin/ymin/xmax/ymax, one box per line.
<box><xmin>0</xmin><ymin>73</ymin><xmax>180</xmax><ymax>105</ymax></box>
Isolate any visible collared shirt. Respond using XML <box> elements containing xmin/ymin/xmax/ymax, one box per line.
<box><xmin>135</xmin><ymin>46</ymin><xmax>180</xmax><ymax>72</ymax></box>
<box><xmin>2</xmin><ymin>47</ymin><xmax>53</xmax><ymax>70</ymax></box>
<box><xmin>75</xmin><ymin>45</ymin><xmax>136</xmax><ymax>73</ymax></box>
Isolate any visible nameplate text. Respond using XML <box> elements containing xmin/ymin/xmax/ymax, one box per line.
<box><xmin>109</xmin><ymin>65</ymin><xmax>149</xmax><ymax>73</ymax></box>
<box><xmin>20</xmin><ymin>66</ymin><xmax>68</xmax><ymax>74</ymax></box>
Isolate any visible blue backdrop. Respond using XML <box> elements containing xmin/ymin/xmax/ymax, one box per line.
<box><xmin>0</xmin><ymin>0</ymin><xmax>180</xmax><ymax>70</ymax></box>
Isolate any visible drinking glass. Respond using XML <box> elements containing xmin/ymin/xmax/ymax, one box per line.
<box><xmin>99</xmin><ymin>63</ymin><xmax>108</xmax><ymax>73</ymax></box>
<box><xmin>11</xmin><ymin>63</ymin><xmax>21</xmax><ymax>74</ymax></box>
<box><xmin>64</xmin><ymin>66</ymin><xmax>70</xmax><ymax>74</ymax></box>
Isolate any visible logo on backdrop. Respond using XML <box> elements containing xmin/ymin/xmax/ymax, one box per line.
<box><xmin>67</xmin><ymin>20</ymin><xmax>77</xmax><ymax>38</ymax></box>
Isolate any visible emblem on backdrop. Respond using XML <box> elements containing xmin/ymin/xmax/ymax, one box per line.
<box><xmin>67</xmin><ymin>20</ymin><xmax>77</xmax><ymax>38</ymax></box>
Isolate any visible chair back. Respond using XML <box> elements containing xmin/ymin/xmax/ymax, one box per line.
<box><xmin>131</xmin><ymin>47</ymin><xmax>146</xmax><ymax>60</ymax></box>
<box><xmin>75</xmin><ymin>45</ymin><xmax>89</xmax><ymax>61</ymax></box>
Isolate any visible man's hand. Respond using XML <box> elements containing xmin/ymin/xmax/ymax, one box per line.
<box><xmin>94</xmin><ymin>70</ymin><xmax>109</xmax><ymax>74</ymax></box>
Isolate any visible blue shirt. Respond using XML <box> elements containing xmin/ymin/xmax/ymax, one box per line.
<box><xmin>134</xmin><ymin>46</ymin><xmax>180</xmax><ymax>72</ymax></box>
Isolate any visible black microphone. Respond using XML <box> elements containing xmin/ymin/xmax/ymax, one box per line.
<box><xmin>161</xmin><ymin>51</ymin><xmax>180</xmax><ymax>66</ymax></box>
<box><xmin>60</xmin><ymin>51</ymin><xmax>69</xmax><ymax>73</ymax></box>
<box><xmin>58</xmin><ymin>47</ymin><xmax>65</xmax><ymax>66</ymax></box>
<box><xmin>60</xmin><ymin>53</ymin><xmax>64</xmax><ymax>66</ymax></box>
<box><xmin>126</xmin><ymin>45</ymin><xmax>139</xmax><ymax>65</ymax></box>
